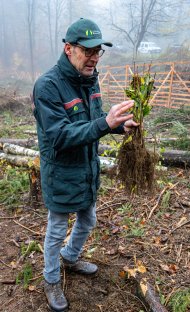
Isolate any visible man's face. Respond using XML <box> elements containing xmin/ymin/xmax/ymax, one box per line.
<box><xmin>65</xmin><ymin>43</ymin><xmax>104</xmax><ymax>76</ymax></box>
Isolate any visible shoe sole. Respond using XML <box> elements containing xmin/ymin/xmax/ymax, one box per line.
<box><xmin>48</xmin><ymin>305</ymin><xmax>68</xmax><ymax>312</ymax></box>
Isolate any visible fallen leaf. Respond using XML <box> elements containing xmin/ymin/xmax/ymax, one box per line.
<box><xmin>138</xmin><ymin>264</ymin><xmax>147</xmax><ymax>274</ymax></box>
<box><xmin>33</xmin><ymin>156</ymin><xmax>40</xmax><ymax>168</ymax></box>
<box><xmin>127</xmin><ymin>268</ymin><xmax>137</xmax><ymax>278</ymax></box>
<box><xmin>118</xmin><ymin>245</ymin><xmax>126</xmax><ymax>255</ymax></box>
<box><xmin>122</xmin><ymin>225</ymin><xmax>129</xmax><ymax>230</ymax></box>
<box><xmin>140</xmin><ymin>278</ymin><xmax>148</xmax><ymax>296</ymax></box>
<box><xmin>112</xmin><ymin>227</ymin><xmax>120</xmax><ymax>234</ymax></box>
<box><xmin>105</xmin><ymin>248</ymin><xmax>117</xmax><ymax>255</ymax></box>
<box><xmin>28</xmin><ymin>285</ymin><xmax>36</xmax><ymax>291</ymax></box>
<box><xmin>137</xmin><ymin>260</ymin><xmax>147</xmax><ymax>273</ymax></box>
<box><xmin>160</xmin><ymin>263</ymin><xmax>170</xmax><ymax>272</ymax></box>
<box><xmin>169</xmin><ymin>264</ymin><xmax>178</xmax><ymax>273</ymax></box>
<box><xmin>10</xmin><ymin>261</ymin><xmax>17</xmax><ymax>269</ymax></box>
<box><xmin>123</xmin><ymin>265</ymin><xmax>129</xmax><ymax>272</ymax></box>
<box><xmin>101</xmin><ymin>235</ymin><xmax>109</xmax><ymax>240</ymax></box>
<box><xmin>119</xmin><ymin>271</ymin><xmax>126</xmax><ymax>278</ymax></box>
<box><xmin>140</xmin><ymin>219</ymin><xmax>146</xmax><ymax>225</ymax></box>
<box><xmin>176</xmin><ymin>216</ymin><xmax>187</xmax><ymax>227</ymax></box>
<box><xmin>154</xmin><ymin>236</ymin><xmax>161</xmax><ymax>245</ymax></box>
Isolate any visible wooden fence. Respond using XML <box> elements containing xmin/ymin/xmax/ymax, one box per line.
<box><xmin>2</xmin><ymin>60</ymin><xmax>190</xmax><ymax>109</ymax></box>
<box><xmin>98</xmin><ymin>61</ymin><xmax>190</xmax><ymax>108</ymax></box>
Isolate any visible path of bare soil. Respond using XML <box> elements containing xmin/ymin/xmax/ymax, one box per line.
<box><xmin>0</xmin><ymin>166</ymin><xmax>190</xmax><ymax>312</ymax></box>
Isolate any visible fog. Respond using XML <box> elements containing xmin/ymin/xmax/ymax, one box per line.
<box><xmin>0</xmin><ymin>0</ymin><xmax>190</xmax><ymax>81</ymax></box>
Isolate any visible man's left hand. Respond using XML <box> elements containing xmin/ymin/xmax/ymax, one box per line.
<box><xmin>124</xmin><ymin>119</ymin><xmax>139</xmax><ymax>132</ymax></box>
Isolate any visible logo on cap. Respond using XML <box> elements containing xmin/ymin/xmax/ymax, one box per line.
<box><xmin>86</xmin><ymin>30</ymin><xmax>93</xmax><ymax>36</ymax></box>
<box><xmin>85</xmin><ymin>29</ymin><xmax>101</xmax><ymax>36</ymax></box>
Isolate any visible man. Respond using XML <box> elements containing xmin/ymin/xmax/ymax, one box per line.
<box><xmin>33</xmin><ymin>18</ymin><xmax>138</xmax><ymax>312</ymax></box>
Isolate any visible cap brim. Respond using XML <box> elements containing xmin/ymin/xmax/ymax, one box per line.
<box><xmin>77</xmin><ymin>39</ymin><xmax>112</xmax><ymax>48</ymax></box>
<box><xmin>62</xmin><ymin>38</ymin><xmax>112</xmax><ymax>48</ymax></box>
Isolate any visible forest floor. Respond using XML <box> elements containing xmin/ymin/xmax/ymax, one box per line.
<box><xmin>0</xmin><ymin>94</ymin><xmax>190</xmax><ymax>312</ymax></box>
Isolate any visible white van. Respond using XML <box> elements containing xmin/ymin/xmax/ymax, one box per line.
<box><xmin>138</xmin><ymin>42</ymin><xmax>161</xmax><ymax>54</ymax></box>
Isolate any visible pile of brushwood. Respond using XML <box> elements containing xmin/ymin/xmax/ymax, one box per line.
<box><xmin>117</xmin><ymin>69</ymin><xmax>158</xmax><ymax>194</ymax></box>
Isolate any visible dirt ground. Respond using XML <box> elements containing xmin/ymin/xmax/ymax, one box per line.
<box><xmin>0</xmin><ymin>165</ymin><xmax>190</xmax><ymax>312</ymax></box>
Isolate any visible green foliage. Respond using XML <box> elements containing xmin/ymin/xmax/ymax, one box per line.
<box><xmin>160</xmin><ymin>293</ymin><xmax>166</xmax><ymax>305</ymax></box>
<box><xmin>171</xmin><ymin>121</ymin><xmax>188</xmax><ymax>137</ymax></box>
<box><xmin>147</xmin><ymin>107</ymin><xmax>190</xmax><ymax>150</ymax></box>
<box><xmin>153</xmin><ymin>107</ymin><xmax>190</xmax><ymax>124</ymax></box>
<box><xmin>91</xmin><ymin>228</ymin><xmax>101</xmax><ymax>242</ymax></box>
<box><xmin>0</xmin><ymin>165</ymin><xmax>29</xmax><ymax>207</ymax></box>
<box><xmin>117</xmin><ymin>203</ymin><xmax>132</xmax><ymax>214</ymax></box>
<box><xmin>101</xmin><ymin>140</ymin><xmax>121</xmax><ymax>157</ymax></box>
<box><xmin>125</xmin><ymin>72</ymin><xmax>155</xmax><ymax>123</ymax></box>
<box><xmin>97</xmin><ymin>175</ymin><xmax>114</xmax><ymax>196</ymax></box>
<box><xmin>168</xmin><ymin>288</ymin><xmax>190</xmax><ymax>312</ymax></box>
<box><xmin>1</xmin><ymin>111</ymin><xmax>13</xmax><ymax>124</ymax></box>
<box><xmin>0</xmin><ymin>110</ymin><xmax>35</xmax><ymax>139</ymax></box>
<box><xmin>16</xmin><ymin>263</ymin><xmax>33</xmax><ymax>289</ymax></box>
<box><xmin>121</xmin><ymin>216</ymin><xmax>145</xmax><ymax>238</ymax></box>
<box><xmin>21</xmin><ymin>240</ymin><xmax>41</xmax><ymax>257</ymax></box>
<box><xmin>161</xmin><ymin>191</ymin><xmax>171</xmax><ymax>209</ymax></box>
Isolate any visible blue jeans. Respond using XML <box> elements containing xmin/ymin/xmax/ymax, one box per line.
<box><xmin>43</xmin><ymin>203</ymin><xmax>96</xmax><ymax>283</ymax></box>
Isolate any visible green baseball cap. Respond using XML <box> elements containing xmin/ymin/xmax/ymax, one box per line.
<box><xmin>62</xmin><ymin>18</ymin><xmax>112</xmax><ymax>48</ymax></box>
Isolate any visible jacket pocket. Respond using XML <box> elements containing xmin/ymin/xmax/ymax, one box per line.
<box><xmin>52</xmin><ymin>166</ymin><xmax>86</xmax><ymax>204</ymax></box>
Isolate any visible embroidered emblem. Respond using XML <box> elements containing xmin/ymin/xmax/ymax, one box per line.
<box><xmin>73</xmin><ymin>105</ymin><xmax>79</xmax><ymax>111</ymax></box>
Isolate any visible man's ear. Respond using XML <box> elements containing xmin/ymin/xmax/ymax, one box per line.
<box><xmin>64</xmin><ymin>43</ymin><xmax>72</xmax><ymax>56</ymax></box>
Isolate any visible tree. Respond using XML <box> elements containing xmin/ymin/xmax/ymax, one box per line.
<box><xmin>109</xmin><ymin>0</ymin><xmax>181</xmax><ymax>56</ymax></box>
<box><xmin>26</xmin><ymin>0</ymin><xmax>36</xmax><ymax>82</ymax></box>
<box><xmin>40</xmin><ymin>0</ymin><xmax>67</xmax><ymax>61</ymax></box>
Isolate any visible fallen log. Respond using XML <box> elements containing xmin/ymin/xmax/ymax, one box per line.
<box><xmin>98</xmin><ymin>145</ymin><xmax>190</xmax><ymax>167</ymax></box>
<box><xmin>124</xmin><ymin>264</ymin><xmax>168</xmax><ymax>312</ymax></box>
<box><xmin>0</xmin><ymin>151</ymin><xmax>114</xmax><ymax>173</ymax></box>
<box><xmin>1</xmin><ymin>142</ymin><xmax>190</xmax><ymax>169</ymax></box>
<box><xmin>0</xmin><ymin>138</ymin><xmax>37</xmax><ymax>148</ymax></box>
<box><xmin>0</xmin><ymin>152</ymin><xmax>37</xmax><ymax>167</ymax></box>
<box><xmin>1</xmin><ymin>140</ymin><xmax>190</xmax><ymax>167</ymax></box>
<box><xmin>137</xmin><ymin>277</ymin><xmax>168</xmax><ymax>312</ymax></box>
<box><xmin>23</xmin><ymin>130</ymin><xmax>37</xmax><ymax>135</ymax></box>
<box><xmin>2</xmin><ymin>143</ymin><xmax>39</xmax><ymax>157</ymax></box>
<box><xmin>161</xmin><ymin>150</ymin><xmax>190</xmax><ymax>167</ymax></box>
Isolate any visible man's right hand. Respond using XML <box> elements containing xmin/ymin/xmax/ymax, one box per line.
<box><xmin>106</xmin><ymin>100</ymin><xmax>135</xmax><ymax>129</ymax></box>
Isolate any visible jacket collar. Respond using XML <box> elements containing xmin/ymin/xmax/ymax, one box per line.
<box><xmin>57</xmin><ymin>53</ymin><xmax>98</xmax><ymax>88</ymax></box>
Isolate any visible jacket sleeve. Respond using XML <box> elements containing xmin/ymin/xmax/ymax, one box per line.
<box><xmin>33</xmin><ymin>81</ymin><xmax>111</xmax><ymax>151</ymax></box>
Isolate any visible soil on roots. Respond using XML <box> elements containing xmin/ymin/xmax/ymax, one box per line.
<box><xmin>117</xmin><ymin>127</ymin><xmax>158</xmax><ymax>193</ymax></box>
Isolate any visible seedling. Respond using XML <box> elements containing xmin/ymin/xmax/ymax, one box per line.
<box><xmin>117</xmin><ymin>67</ymin><xmax>158</xmax><ymax>193</ymax></box>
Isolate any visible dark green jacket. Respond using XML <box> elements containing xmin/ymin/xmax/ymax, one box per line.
<box><xmin>33</xmin><ymin>53</ymin><xmax>124</xmax><ymax>213</ymax></box>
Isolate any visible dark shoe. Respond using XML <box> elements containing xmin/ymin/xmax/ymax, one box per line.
<box><xmin>62</xmin><ymin>258</ymin><xmax>98</xmax><ymax>275</ymax></box>
<box><xmin>44</xmin><ymin>280</ymin><xmax>68</xmax><ymax>312</ymax></box>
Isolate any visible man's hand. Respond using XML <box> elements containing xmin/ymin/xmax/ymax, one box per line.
<box><xmin>124</xmin><ymin>119</ymin><xmax>139</xmax><ymax>132</ymax></box>
<box><xmin>106</xmin><ymin>100</ymin><xmax>137</xmax><ymax>129</ymax></box>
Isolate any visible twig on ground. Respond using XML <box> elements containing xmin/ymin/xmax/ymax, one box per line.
<box><xmin>170</xmin><ymin>219</ymin><xmax>190</xmax><ymax>234</ymax></box>
<box><xmin>13</xmin><ymin>220</ymin><xmax>44</xmax><ymax>236</ymax></box>
<box><xmin>97</xmin><ymin>202</ymin><xmax>122</xmax><ymax>212</ymax></box>
<box><xmin>0</xmin><ymin>216</ymin><xmax>21</xmax><ymax>219</ymax></box>
<box><xmin>148</xmin><ymin>182</ymin><xmax>179</xmax><ymax>219</ymax></box>
<box><xmin>0</xmin><ymin>279</ymin><xmax>15</xmax><ymax>284</ymax></box>
<box><xmin>0</xmin><ymin>258</ymin><xmax>12</xmax><ymax>268</ymax></box>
